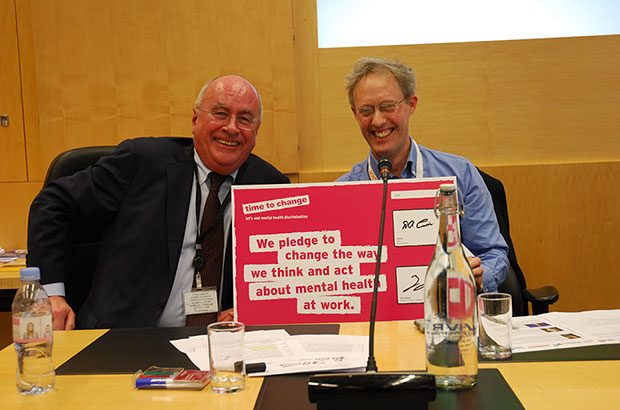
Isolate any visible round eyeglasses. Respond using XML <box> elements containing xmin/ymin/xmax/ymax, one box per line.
<box><xmin>195</xmin><ymin>106</ymin><xmax>259</xmax><ymax>130</ymax></box>
<box><xmin>354</xmin><ymin>98</ymin><xmax>407</xmax><ymax>118</ymax></box>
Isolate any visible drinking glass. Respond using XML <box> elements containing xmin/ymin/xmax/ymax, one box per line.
<box><xmin>207</xmin><ymin>321</ymin><xmax>246</xmax><ymax>392</ymax></box>
<box><xmin>477</xmin><ymin>293</ymin><xmax>512</xmax><ymax>360</ymax></box>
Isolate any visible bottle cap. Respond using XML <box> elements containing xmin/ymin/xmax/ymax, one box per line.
<box><xmin>439</xmin><ymin>183</ymin><xmax>456</xmax><ymax>193</ymax></box>
<box><xmin>20</xmin><ymin>267</ymin><xmax>41</xmax><ymax>281</ymax></box>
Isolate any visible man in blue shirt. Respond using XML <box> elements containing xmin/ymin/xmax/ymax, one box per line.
<box><xmin>338</xmin><ymin>57</ymin><xmax>508</xmax><ymax>292</ymax></box>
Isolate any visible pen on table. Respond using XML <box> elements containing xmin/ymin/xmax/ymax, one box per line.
<box><xmin>136</xmin><ymin>378</ymin><xmax>174</xmax><ymax>388</ymax></box>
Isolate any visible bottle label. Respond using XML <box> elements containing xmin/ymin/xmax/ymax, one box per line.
<box><xmin>446</xmin><ymin>270</ymin><xmax>475</xmax><ymax>319</ymax></box>
<box><xmin>446</xmin><ymin>214</ymin><xmax>459</xmax><ymax>251</ymax></box>
<box><xmin>12</xmin><ymin>314</ymin><xmax>53</xmax><ymax>344</ymax></box>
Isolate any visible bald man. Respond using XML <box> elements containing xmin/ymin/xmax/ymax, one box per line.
<box><xmin>28</xmin><ymin>75</ymin><xmax>289</xmax><ymax>330</ymax></box>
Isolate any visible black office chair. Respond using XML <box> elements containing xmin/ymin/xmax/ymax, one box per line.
<box><xmin>477</xmin><ymin>169</ymin><xmax>559</xmax><ymax>316</ymax></box>
<box><xmin>43</xmin><ymin>146</ymin><xmax>115</xmax><ymax>185</ymax></box>
<box><xmin>41</xmin><ymin>146</ymin><xmax>115</xmax><ymax>316</ymax></box>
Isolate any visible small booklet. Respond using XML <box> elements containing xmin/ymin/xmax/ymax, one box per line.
<box><xmin>134</xmin><ymin>366</ymin><xmax>211</xmax><ymax>390</ymax></box>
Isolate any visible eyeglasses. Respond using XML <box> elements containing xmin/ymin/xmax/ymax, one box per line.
<box><xmin>354</xmin><ymin>98</ymin><xmax>407</xmax><ymax>118</ymax></box>
<box><xmin>195</xmin><ymin>106</ymin><xmax>259</xmax><ymax>130</ymax></box>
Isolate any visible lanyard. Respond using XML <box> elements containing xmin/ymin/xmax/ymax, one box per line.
<box><xmin>367</xmin><ymin>138</ymin><xmax>424</xmax><ymax>180</ymax></box>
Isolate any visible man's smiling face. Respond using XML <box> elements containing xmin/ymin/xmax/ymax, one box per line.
<box><xmin>351</xmin><ymin>71</ymin><xmax>417</xmax><ymax>164</ymax></box>
<box><xmin>192</xmin><ymin>75</ymin><xmax>261</xmax><ymax>175</ymax></box>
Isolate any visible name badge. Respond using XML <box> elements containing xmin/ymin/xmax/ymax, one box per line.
<box><xmin>183</xmin><ymin>287</ymin><xmax>219</xmax><ymax>315</ymax></box>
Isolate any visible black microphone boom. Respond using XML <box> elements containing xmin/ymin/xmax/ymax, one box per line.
<box><xmin>308</xmin><ymin>157</ymin><xmax>436</xmax><ymax>410</ymax></box>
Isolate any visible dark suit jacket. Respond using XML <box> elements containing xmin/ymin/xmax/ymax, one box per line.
<box><xmin>27</xmin><ymin>137</ymin><xmax>289</xmax><ymax>328</ymax></box>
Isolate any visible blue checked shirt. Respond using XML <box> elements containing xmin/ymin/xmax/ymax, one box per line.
<box><xmin>338</xmin><ymin>137</ymin><xmax>509</xmax><ymax>291</ymax></box>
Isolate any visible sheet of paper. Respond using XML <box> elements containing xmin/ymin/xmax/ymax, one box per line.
<box><xmin>245</xmin><ymin>332</ymin><xmax>306</xmax><ymax>362</ymax></box>
<box><xmin>294</xmin><ymin>334</ymin><xmax>367</xmax><ymax>355</ymax></box>
<box><xmin>170</xmin><ymin>330</ymin><xmax>369</xmax><ymax>376</ymax></box>
<box><xmin>512</xmin><ymin>309</ymin><xmax>620</xmax><ymax>353</ymax></box>
<box><xmin>245</xmin><ymin>334</ymin><xmax>368</xmax><ymax>377</ymax></box>
<box><xmin>247</xmin><ymin>355</ymin><xmax>366</xmax><ymax>377</ymax></box>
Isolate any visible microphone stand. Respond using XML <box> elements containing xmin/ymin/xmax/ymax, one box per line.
<box><xmin>308</xmin><ymin>158</ymin><xmax>436</xmax><ymax>410</ymax></box>
<box><xmin>366</xmin><ymin>157</ymin><xmax>391</xmax><ymax>372</ymax></box>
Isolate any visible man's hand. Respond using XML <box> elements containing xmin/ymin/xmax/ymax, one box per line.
<box><xmin>217</xmin><ymin>308</ymin><xmax>235</xmax><ymax>322</ymax></box>
<box><xmin>468</xmin><ymin>256</ymin><xmax>484</xmax><ymax>291</ymax></box>
<box><xmin>50</xmin><ymin>296</ymin><xmax>76</xmax><ymax>330</ymax></box>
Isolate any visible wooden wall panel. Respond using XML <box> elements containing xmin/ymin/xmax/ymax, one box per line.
<box><xmin>292</xmin><ymin>0</ymin><xmax>323</xmax><ymax>172</ymax></box>
<box><xmin>0</xmin><ymin>0</ymin><xmax>27</xmax><ymax>182</ymax></box>
<box><xmin>0</xmin><ymin>181</ymin><xmax>41</xmax><ymax>249</ymax></box>
<box><xmin>16</xmin><ymin>0</ymin><xmax>299</xmax><ymax>180</ymax></box>
<box><xmin>315</xmin><ymin>35</ymin><xmax>620</xmax><ymax>172</ymax></box>
<box><xmin>482</xmin><ymin>162</ymin><xmax>620</xmax><ymax>312</ymax></box>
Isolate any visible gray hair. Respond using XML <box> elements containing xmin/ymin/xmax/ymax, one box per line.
<box><xmin>194</xmin><ymin>75</ymin><xmax>263</xmax><ymax>121</ymax></box>
<box><xmin>345</xmin><ymin>57</ymin><xmax>416</xmax><ymax>106</ymax></box>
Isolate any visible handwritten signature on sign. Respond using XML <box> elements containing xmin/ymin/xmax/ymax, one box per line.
<box><xmin>401</xmin><ymin>218</ymin><xmax>433</xmax><ymax>230</ymax></box>
<box><xmin>403</xmin><ymin>274</ymin><xmax>424</xmax><ymax>294</ymax></box>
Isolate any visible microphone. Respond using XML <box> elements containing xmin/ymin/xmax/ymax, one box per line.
<box><xmin>378</xmin><ymin>157</ymin><xmax>391</xmax><ymax>181</ymax></box>
<box><xmin>308</xmin><ymin>156</ymin><xmax>436</xmax><ymax>409</ymax></box>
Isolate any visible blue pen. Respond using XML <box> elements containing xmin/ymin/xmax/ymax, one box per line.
<box><xmin>135</xmin><ymin>368</ymin><xmax>211</xmax><ymax>389</ymax></box>
<box><xmin>136</xmin><ymin>377</ymin><xmax>173</xmax><ymax>388</ymax></box>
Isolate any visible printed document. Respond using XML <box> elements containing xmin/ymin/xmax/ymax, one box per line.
<box><xmin>512</xmin><ymin>309</ymin><xmax>620</xmax><ymax>353</ymax></box>
<box><xmin>171</xmin><ymin>329</ymin><xmax>367</xmax><ymax>376</ymax></box>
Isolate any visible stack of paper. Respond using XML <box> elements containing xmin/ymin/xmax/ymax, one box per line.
<box><xmin>0</xmin><ymin>249</ymin><xmax>27</xmax><ymax>263</ymax></box>
<box><xmin>170</xmin><ymin>329</ymin><xmax>368</xmax><ymax>376</ymax></box>
<box><xmin>0</xmin><ymin>248</ymin><xmax>11</xmax><ymax>263</ymax></box>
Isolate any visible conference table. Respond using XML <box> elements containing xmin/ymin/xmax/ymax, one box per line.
<box><xmin>1</xmin><ymin>321</ymin><xmax>618</xmax><ymax>409</ymax></box>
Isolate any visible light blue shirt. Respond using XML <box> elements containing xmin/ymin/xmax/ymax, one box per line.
<box><xmin>338</xmin><ymin>137</ymin><xmax>509</xmax><ymax>292</ymax></box>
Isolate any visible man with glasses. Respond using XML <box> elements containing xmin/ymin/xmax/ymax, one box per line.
<box><xmin>339</xmin><ymin>57</ymin><xmax>508</xmax><ymax>292</ymax></box>
<box><xmin>28</xmin><ymin>75</ymin><xmax>289</xmax><ymax>330</ymax></box>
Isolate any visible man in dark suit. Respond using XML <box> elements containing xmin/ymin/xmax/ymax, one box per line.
<box><xmin>27</xmin><ymin>75</ymin><xmax>289</xmax><ymax>330</ymax></box>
